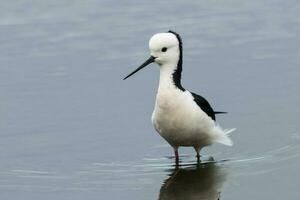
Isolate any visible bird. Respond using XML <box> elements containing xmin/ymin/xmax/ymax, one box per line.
<box><xmin>124</xmin><ymin>30</ymin><xmax>235</xmax><ymax>165</ymax></box>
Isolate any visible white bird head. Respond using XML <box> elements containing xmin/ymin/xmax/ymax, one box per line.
<box><xmin>123</xmin><ymin>30</ymin><xmax>182</xmax><ymax>80</ymax></box>
<box><xmin>149</xmin><ymin>32</ymin><xmax>180</xmax><ymax>66</ymax></box>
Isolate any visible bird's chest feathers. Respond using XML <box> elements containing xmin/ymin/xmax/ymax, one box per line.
<box><xmin>152</xmin><ymin>68</ymin><xmax>197</xmax><ymax>136</ymax></box>
<box><xmin>153</xmin><ymin>87</ymin><xmax>191</xmax><ymax>132</ymax></box>
<box><xmin>156</xmin><ymin>87</ymin><xmax>182</xmax><ymax>112</ymax></box>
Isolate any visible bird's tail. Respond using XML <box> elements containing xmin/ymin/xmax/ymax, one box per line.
<box><xmin>214</xmin><ymin>111</ymin><xmax>227</xmax><ymax>114</ymax></box>
<box><xmin>212</xmin><ymin>125</ymin><xmax>236</xmax><ymax>146</ymax></box>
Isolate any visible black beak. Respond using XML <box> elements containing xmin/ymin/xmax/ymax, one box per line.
<box><xmin>123</xmin><ymin>56</ymin><xmax>156</xmax><ymax>80</ymax></box>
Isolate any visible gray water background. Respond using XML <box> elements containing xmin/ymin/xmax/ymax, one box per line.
<box><xmin>0</xmin><ymin>1</ymin><xmax>300</xmax><ymax>199</ymax></box>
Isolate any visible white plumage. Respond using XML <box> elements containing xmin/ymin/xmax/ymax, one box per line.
<box><xmin>152</xmin><ymin>87</ymin><xmax>234</xmax><ymax>149</ymax></box>
<box><xmin>124</xmin><ymin>31</ymin><xmax>235</xmax><ymax>164</ymax></box>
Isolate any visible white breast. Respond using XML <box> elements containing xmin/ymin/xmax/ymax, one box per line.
<box><xmin>151</xmin><ymin>86</ymin><xmax>216</xmax><ymax>149</ymax></box>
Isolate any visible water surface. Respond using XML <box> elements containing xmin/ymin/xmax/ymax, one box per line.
<box><xmin>0</xmin><ymin>0</ymin><xmax>300</xmax><ymax>199</ymax></box>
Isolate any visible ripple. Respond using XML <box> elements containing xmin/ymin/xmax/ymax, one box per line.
<box><xmin>0</xmin><ymin>136</ymin><xmax>299</xmax><ymax>191</ymax></box>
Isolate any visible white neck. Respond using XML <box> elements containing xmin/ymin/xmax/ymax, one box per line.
<box><xmin>158</xmin><ymin>64</ymin><xmax>177</xmax><ymax>91</ymax></box>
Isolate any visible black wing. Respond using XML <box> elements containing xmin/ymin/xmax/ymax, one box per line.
<box><xmin>191</xmin><ymin>92</ymin><xmax>216</xmax><ymax>121</ymax></box>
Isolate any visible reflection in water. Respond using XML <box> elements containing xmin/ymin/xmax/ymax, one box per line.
<box><xmin>159</xmin><ymin>161</ymin><xmax>228</xmax><ymax>200</ymax></box>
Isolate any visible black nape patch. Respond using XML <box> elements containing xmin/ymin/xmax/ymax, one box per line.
<box><xmin>167</xmin><ymin>30</ymin><xmax>185</xmax><ymax>91</ymax></box>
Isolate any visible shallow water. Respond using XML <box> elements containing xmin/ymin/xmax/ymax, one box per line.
<box><xmin>0</xmin><ymin>0</ymin><xmax>300</xmax><ymax>199</ymax></box>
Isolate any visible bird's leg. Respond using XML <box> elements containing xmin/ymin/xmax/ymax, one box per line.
<box><xmin>194</xmin><ymin>147</ymin><xmax>201</xmax><ymax>164</ymax></box>
<box><xmin>174</xmin><ymin>149</ymin><xmax>179</xmax><ymax>166</ymax></box>
<box><xmin>196</xmin><ymin>152</ymin><xmax>201</xmax><ymax>163</ymax></box>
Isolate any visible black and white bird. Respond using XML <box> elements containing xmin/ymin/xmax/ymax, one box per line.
<box><xmin>124</xmin><ymin>31</ymin><xmax>235</xmax><ymax>164</ymax></box>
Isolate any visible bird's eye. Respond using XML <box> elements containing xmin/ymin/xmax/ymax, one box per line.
<box><xmin>161</xmin><ymin>47</ymin><xmax>167</xmax><ymax>52</ymax></box>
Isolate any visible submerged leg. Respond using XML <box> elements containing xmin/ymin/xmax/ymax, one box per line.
<box><xmin>196</xmin><ymin>152</ymin><xmax>201</xmax><ymax>163</ymax></box>
<box><xmin>194</xmin><ymin>147</ymin><xmax>201</xmax><ymax>163</ymax></box>
<box><xmin>174</xmin><ymin>148</ymin><xmax>179</xmax><ymax>166</ymax></box>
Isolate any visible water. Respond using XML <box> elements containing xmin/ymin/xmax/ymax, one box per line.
<box><xmin>0</xmin><ymin>0</ymin><xmax>300</xmax><ymax>199</ymax></box>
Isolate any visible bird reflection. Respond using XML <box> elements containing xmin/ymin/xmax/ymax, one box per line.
<box><xmin>159</xmin><ymin>160</ymin><xmax>228</xmax><ymax>200</ymax></box>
